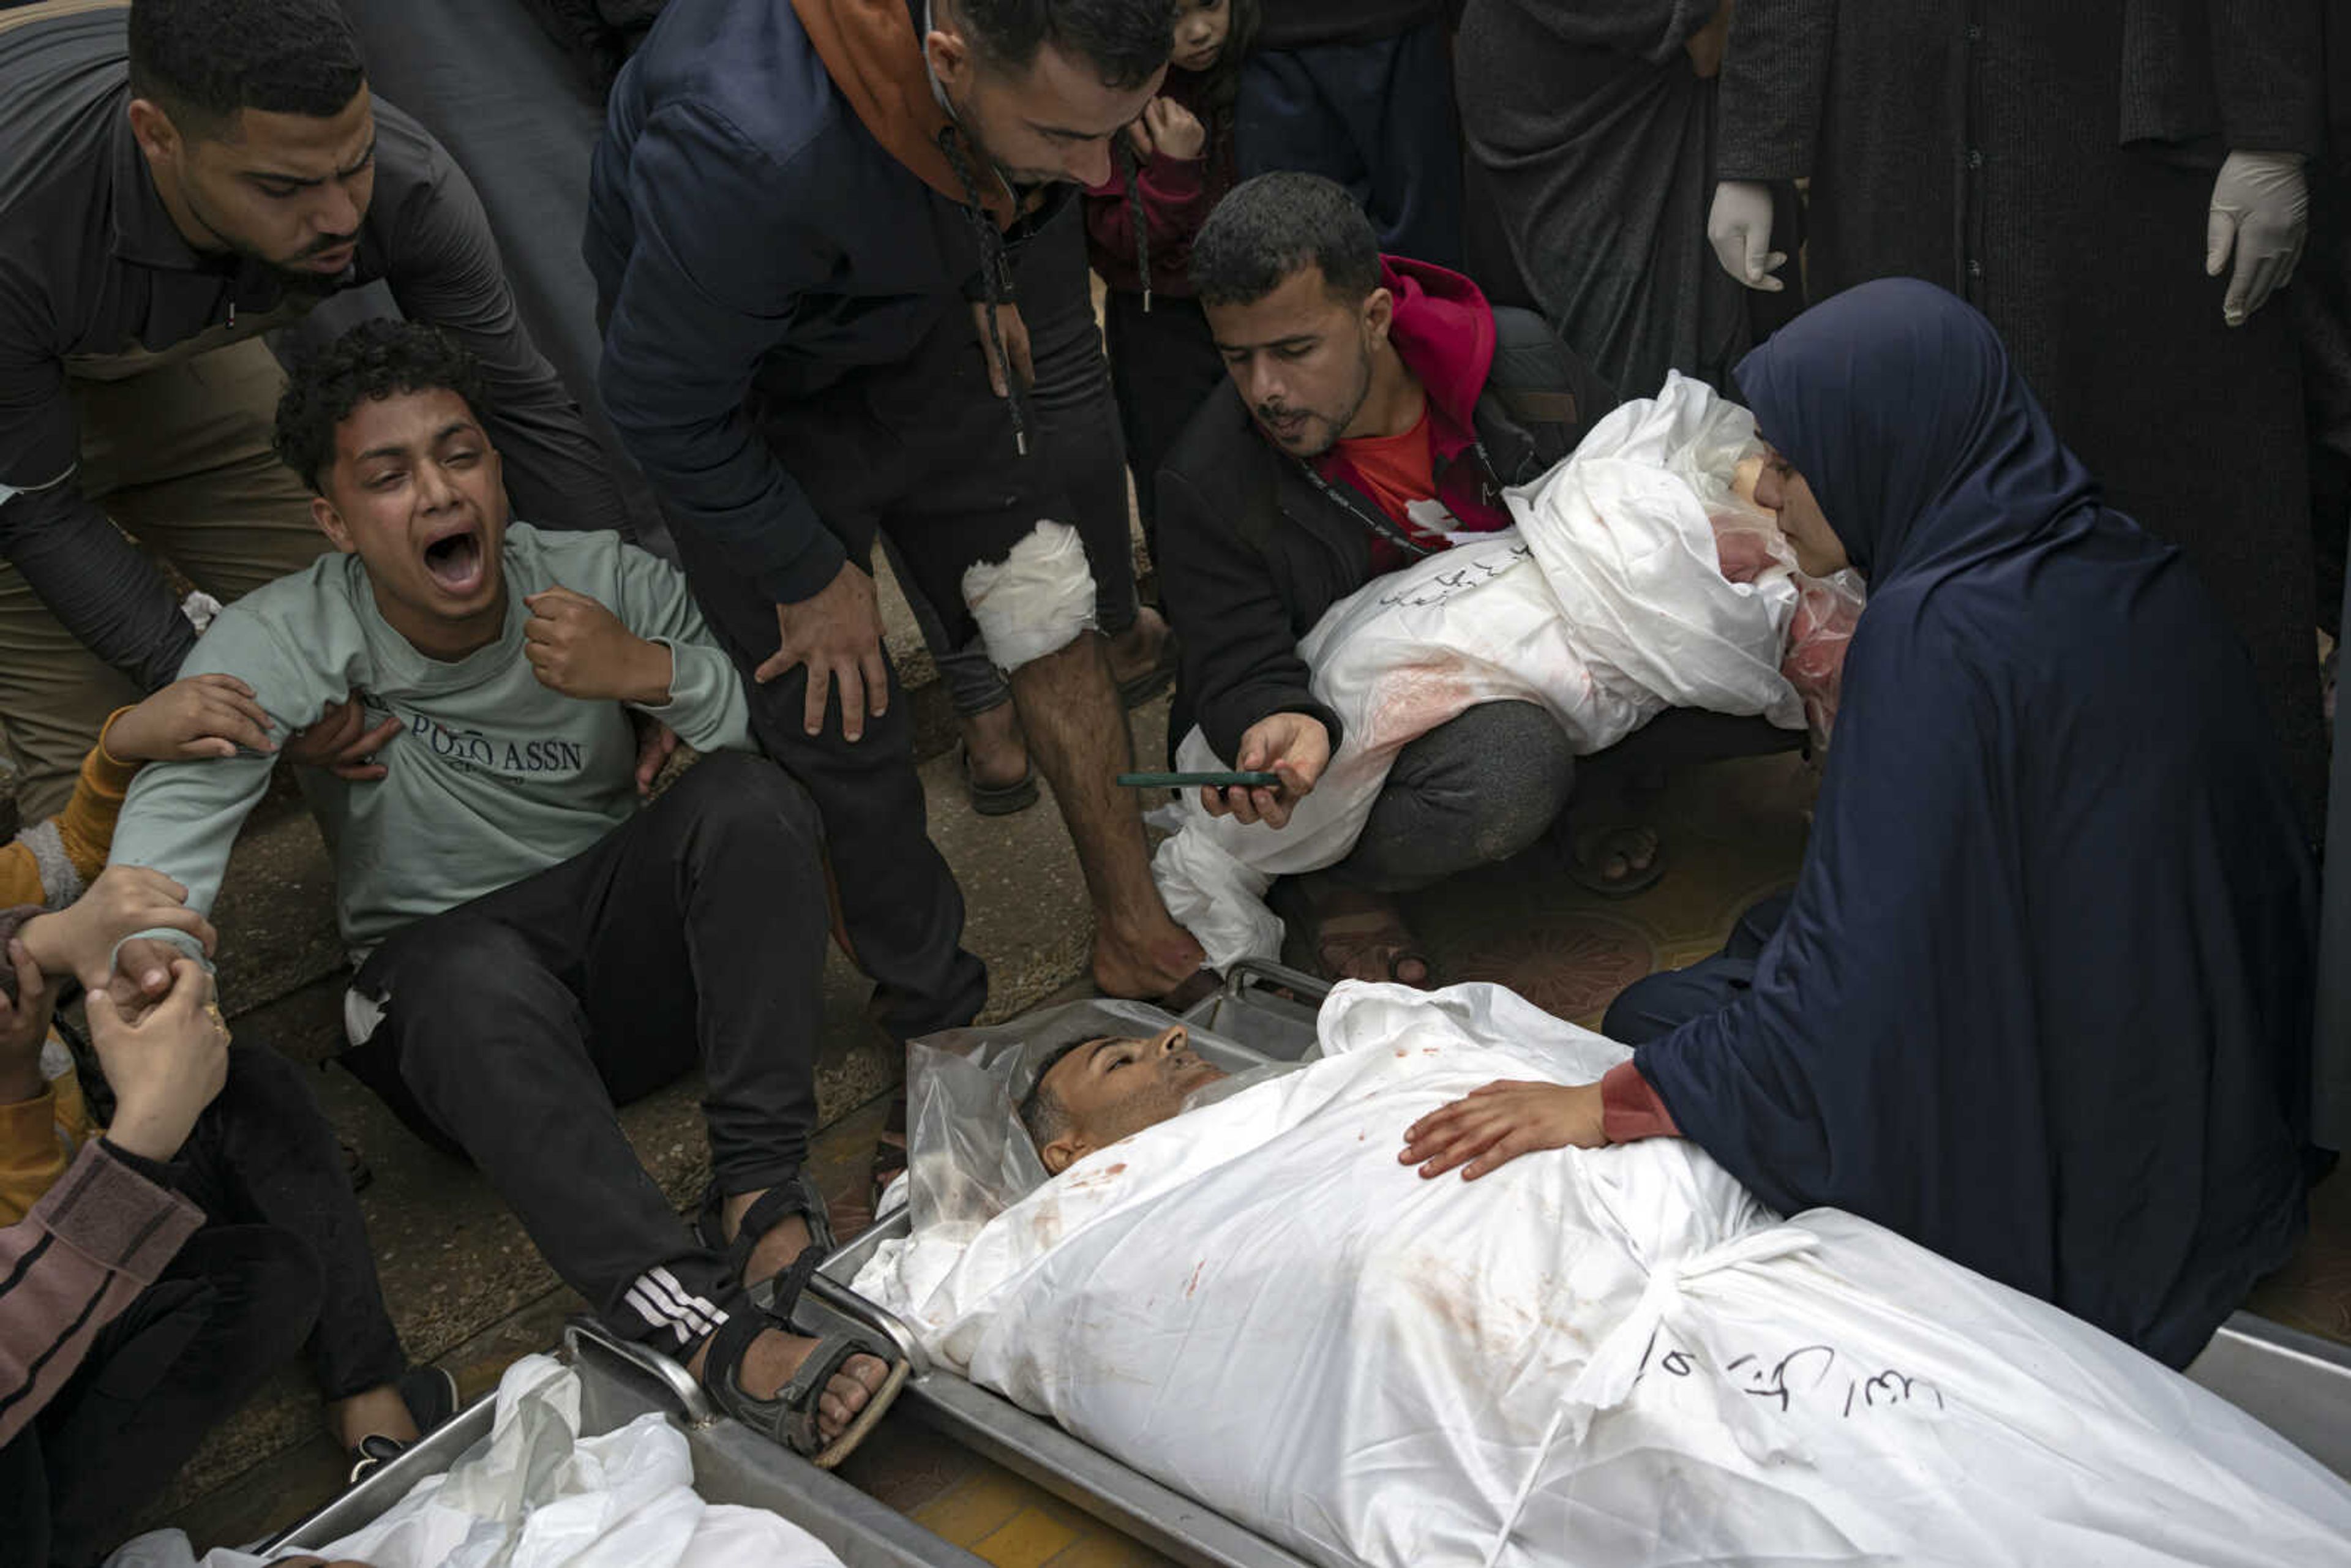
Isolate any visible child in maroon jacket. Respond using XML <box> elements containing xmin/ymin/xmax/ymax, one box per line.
<box><xmin>1086</xmin><ymin>0</ymin><xmax>1259</xmax><ymax>555</ymax></box>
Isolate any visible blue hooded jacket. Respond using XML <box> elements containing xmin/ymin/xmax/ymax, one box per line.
<box><xmin>1635</xmin><ymin>280</ymin><xmax>2314</xmax><ymax>1368</ymax></box>
<box><xmin>583</xmin><ymin>0</ymin><xmax>1070</xmax><ymax>604</ymax></box>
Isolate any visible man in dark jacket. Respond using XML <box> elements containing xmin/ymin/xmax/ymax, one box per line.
<box><xmin>587</xmin><ymin>1</ymin><xmax>1215</xmax><ymax>1059</ymax></box>
<box><xmin>0</xmin><ymin>0</ymin><xmax>626</xmax><ymax>819</ymax></box>
<box><xmin>1237</xmin><ymin>0</ymin><xmax>1462</xmax><ymax>266</ymax></box>
<box><xmin>1159</xmin><ymin>173</ymin><xmax>1787</xmax><ymax>983</ymax></box>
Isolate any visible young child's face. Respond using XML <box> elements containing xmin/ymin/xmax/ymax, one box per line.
<box><xmin>1171</xmin><ymin>0</ymin><xmax>1232</xmax><ymax>73</ymax></box>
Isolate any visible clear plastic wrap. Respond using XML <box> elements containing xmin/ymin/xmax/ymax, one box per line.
<box><xmin>903</xmin><ymin>999</ymin><xmax>1298</xmax><ymax>1245</ymax></box>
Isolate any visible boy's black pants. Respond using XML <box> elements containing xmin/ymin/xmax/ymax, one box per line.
<box><xmin>343</xmin><ymin>752</ymin><xmax>832</xmax><ymax>1351</ymax></box>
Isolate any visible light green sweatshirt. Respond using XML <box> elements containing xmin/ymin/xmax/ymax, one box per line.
<box><xmin>109</xmin><ymin>523</ymin><xmax>752</xmax><ymax>961</ymax></box>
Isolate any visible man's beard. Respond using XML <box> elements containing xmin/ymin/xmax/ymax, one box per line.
<box><xmin>179</xmin><ymin>179</ymin><xmax>356</xmax><ymax>292</ymax></box>
<box><xmin>1257</xmin><ymin>350</ymin><xmax>1374</xmax><ymax>458</ymax></box>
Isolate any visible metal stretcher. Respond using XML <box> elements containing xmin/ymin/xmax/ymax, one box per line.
<box><xmin>797</xmin><ymin>959</ymin><xmax>1331</xmax><ymax>1568</ymax></box>
<box><xmin>279</xmin><ymin>959</ymin><xmax>2351</xmax><ymax>1568</ymax></box>
<box><xmin>260</xmin><ymin>1317</ymin><xmax>991</xmax><ymax>1568</ymax></box>
<box><xmin>801</xmin><ymin>957</ymin><xmax>2351</xmax><ymax>1568</ymax></box>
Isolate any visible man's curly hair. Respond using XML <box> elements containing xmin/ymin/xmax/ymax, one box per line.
<box><xmin>129</xmin><ymin>0</ymin><xmax>366</xmax><ymax>135</ymax></box>
<box><xmin>274</xmin><ymin>319</ymin><xmax>487</xmax><ymax>494</ymax></box>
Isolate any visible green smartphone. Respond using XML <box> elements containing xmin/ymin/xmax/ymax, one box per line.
<box><xmin>1118</xmin><ymin>770</ymin><xmax>1282</xmax><ymax>790</ymax></box>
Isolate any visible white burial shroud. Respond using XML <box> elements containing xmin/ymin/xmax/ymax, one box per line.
<box><xmin>857</xmin><ymin>981</ymin><xmax>2351</xmax><ymax>1568</ymax></box>
<box><xmin>1152</xmin><ymin>374</ymin><xmax>1808</xmax><ymax>970</ymax></box>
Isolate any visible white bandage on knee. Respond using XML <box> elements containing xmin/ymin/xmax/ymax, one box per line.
<box><xmin>961</xmin><ymin>519</ymin><xmax>1100</xmax><ymax>673</ymax></box>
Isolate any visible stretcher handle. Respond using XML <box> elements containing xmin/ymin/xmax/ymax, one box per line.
<box><xmin>563</xmin><ymin>1314</ymin><xmax>721</xmax><ymax>1428</ymax></box>
<box><xmin>802</xmin><ymin>1270</ymin><xmax>936</xmax><ymax>1379</ymax></box>
<box><xmin>1221</xmin><ymin>956</ymin><xmax>1332</xmax><ymax>1005</ymax></box>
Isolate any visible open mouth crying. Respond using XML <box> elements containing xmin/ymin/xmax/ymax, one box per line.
<box><xmin>421</xmin><ymin>525</ymin><xmax>485</xmax><ymax>595</ymax></box>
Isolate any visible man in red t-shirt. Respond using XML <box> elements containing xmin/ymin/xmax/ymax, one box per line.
<box><xmin>1156</xmin><ymin>174</ymin><xmax>1775</xmax><ymax>984</ymax></box>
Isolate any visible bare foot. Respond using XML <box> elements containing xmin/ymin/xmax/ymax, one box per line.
<box><xmin>960</xmin><ymin>700</ymin><xmax>1029</xmax><ymax>789</ymax></box>
<box><xmin>1310</xmin><ymin>885</ymin><xmax>1429</xmax><ymax>986</ymax></box>
<box><xmin>1573</xmin><ymin>823</ymin><xmax>1660</xmax><ymax>888</ymax></box>
<box><xmin>324</xmin><ymin>1384</ymin><xmax>419</xmax><ymax>1453</ymax></box>
<box><xmin>1092</xmin><ymin>917</ymin><xmax>1207</xmax><ymax>1000</ymax></box>
<box><xmin>687</xmin><ymin>1326</ymin><xmax>887</xmax><ymax>1446</ymax></box>
<box><xmin>1107</xmin><ymin>606</ymin><xmax>1172</xmax><ymax>685</ymax></box>
<box><xmin>721</xmin><ymin>1192</ymin><xmax>815</xmax><ymax>1286</ymax></box>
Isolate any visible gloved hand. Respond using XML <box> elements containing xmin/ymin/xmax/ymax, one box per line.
<box><xmin>1708</xmin><ymin>180</ymin><xmax>1787</xmax><ymax>291</ymax></box>
<box><xmin>2205</xmin><ymin>151</ymin><xmax>2308</xmax><ymax>327</ymax></box>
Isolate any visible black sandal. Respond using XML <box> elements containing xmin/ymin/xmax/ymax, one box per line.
<box><xmin>695</xmin><ymin>1172</ymin><xmax>836</xmax><ymax>1290</ymax></box>
<box><xmin>696</xmin><ymin>1245</ymin><xmax>909</xmax><ymax>1468</ymax></box>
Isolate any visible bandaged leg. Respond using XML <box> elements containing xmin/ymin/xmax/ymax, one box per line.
<box><xmin>964</xmin><ymin>524</ymin><xmax>1204</xmax><ymax>997</ymax></box>
<box><xmin>962</xmin><ymin>520</ymin><xmax>1100</xmax><ymax>673</ymax></box>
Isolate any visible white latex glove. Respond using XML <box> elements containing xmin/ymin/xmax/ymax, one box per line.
<box><xmin>1708</xmin><ymin>179</ymin><xmax>1786</xmax><ymax>291</ymax></box>
<box><xmin>2205</xmin><ymin>151</ymin><xmax>2308</xmax><ymax>326</ymax></box>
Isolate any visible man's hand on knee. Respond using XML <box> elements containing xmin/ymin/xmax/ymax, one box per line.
<box><xmin>1202</xmin><ymin>713</ymin><xmax>1330</xmax><ymax>830</ymax></box>
<box><xmin>755</xmin><ymin>561</ymin><xmax>890</xmax><ymax>741</ymax></box>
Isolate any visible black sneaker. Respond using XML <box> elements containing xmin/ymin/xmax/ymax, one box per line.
<box><xmin>347</xmin><ymin>1365</ymin><xmax>460</xmax><ymax>1484</ymax></box>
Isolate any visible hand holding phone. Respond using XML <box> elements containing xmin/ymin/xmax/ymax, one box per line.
<box><xmin>1200</xmin><ymin>713</ymin><xmax>1331</xmax><ymax>830</ymax></box>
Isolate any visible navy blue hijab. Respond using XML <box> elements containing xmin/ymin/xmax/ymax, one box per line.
<box><xmin>1636</xmin><ymin>280</ymin><xmax>2313</xmax><ymax>1367</ymax></box>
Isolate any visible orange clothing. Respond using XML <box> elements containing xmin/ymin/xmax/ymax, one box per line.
<box><xmin>0</xmin><ymin>708</ymin><xmax>138</xmax><ymax>908</ymax></box>
<box><xmin>1</xmin><ymin>710</ymin><xmax>137</xmax><ymax>1221</ymax></box>
<box><xmin>0</xmin><ymin>1069</ymin><xmax>97</xmax><ymax>1227</ymax></box>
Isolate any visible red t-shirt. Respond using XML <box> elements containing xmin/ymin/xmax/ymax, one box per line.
<box><xmin>1332</xmin><ymin>403</ymin><xmax>1454</xmax><ymax>573</ymax></box>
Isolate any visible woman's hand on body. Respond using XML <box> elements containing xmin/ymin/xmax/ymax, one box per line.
<box><xmin>1201</xmin><ymin>712</ymin><xmax>1330</xmax><ymax>829</ymax></box>
<box><xmin>1400</xmin><ymin>1079</ymin><xmax>1607</xmax><ymax>1179</ymax></box>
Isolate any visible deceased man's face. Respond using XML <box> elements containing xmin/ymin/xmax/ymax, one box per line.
<box><xmin>1031</xmin><ymin>1025</ymin><xmax>1226</xmax><ymax>1175</ymax></box>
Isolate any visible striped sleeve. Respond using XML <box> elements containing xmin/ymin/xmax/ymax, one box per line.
<box><xmin>0</xmin><ymin>1139</ymin><xmax>201</xmax><ymax>1444</ymax></box>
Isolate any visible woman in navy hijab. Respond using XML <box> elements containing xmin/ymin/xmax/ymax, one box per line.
<box><xmin>1401</xmin><ymin>279</ymin><xmax>2314</xmax><ymax>1368</ymax></box>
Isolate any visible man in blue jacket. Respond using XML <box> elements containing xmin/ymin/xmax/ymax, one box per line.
<box><xmin>586</xmin><ymin>1</ymin><xmax>1217</xmax><ymax>1135</ymax></box>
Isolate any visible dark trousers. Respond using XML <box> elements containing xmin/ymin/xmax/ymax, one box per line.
<box><xmin>1603</xmin><ymin>893</ymin><xmax>1794</xmax><ymax>1045</ymax></box>
<box><xmin>343</xmin><ymin>753</ymin><xmax>833</xmax><ymax>1349</ymax></box>
<box><xmin>888</xmin><ymin>201</ymin><xmax>1143</xmax><ymax>719</ymax></box>
<box><xmin>1</xmin><ymin>1228</ymin><xmax>320</xmax><ymax>1568</ymax></box>
<box><xmin>1333</xmin><ymin>705</ymin><xmax>1802</xmax><ymax>894</ymax></box>
<box><xmin>1237</xmin><ymin>18</ymin><xmax>1465</xmax><ymax>269</ymax></box>
<box><xmin>1332</xmin><ymin>700</ymin><xmax>1578</xmax><ymax>893</ymax></box>
<box><xmin>1103</xmin><ymin>289</ymin><xmax>1226</xmax><ymax>546</ymax></box>
<box><xmin>174</xmin><ymin>1046</ymin><xmax>407</xmax><ymax>1402</ymax></box>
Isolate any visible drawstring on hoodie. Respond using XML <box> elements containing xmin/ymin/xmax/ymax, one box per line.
<box><xmin>1117</xmin><ymin>138</ymin><xmax>1152</xmax><ymax>313</ymax></box>
<box><xmin>937</xmin><ymin>125</ymin><xmax>1031</xmax><ymax>457</ymax></box>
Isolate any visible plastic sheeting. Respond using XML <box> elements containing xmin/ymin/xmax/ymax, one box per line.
<box><xmin>855</xmin><ymin>981</ymin><xmax>2351</xmax><ymax>1568</ymax></box>
<box><xmin>108</xmin><ymin>1357</ymin><xmax>845</xmax><ymax>1568</ymax></box>
<box><xmin>902</xmin><ymin>998</ymin><xmax>1300</xmax><ymax>1245</ymax></box>
<box><xmin>1153</xmin><ymin>374</ymin><xmax>1855</xmax><ymax>970</ymax></box>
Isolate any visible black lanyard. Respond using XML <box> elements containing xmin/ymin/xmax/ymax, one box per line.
<box><xmin>1294</xmin><ymin>435</ymin><xmax>1507</xmax><ymax>560</ymax></box>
